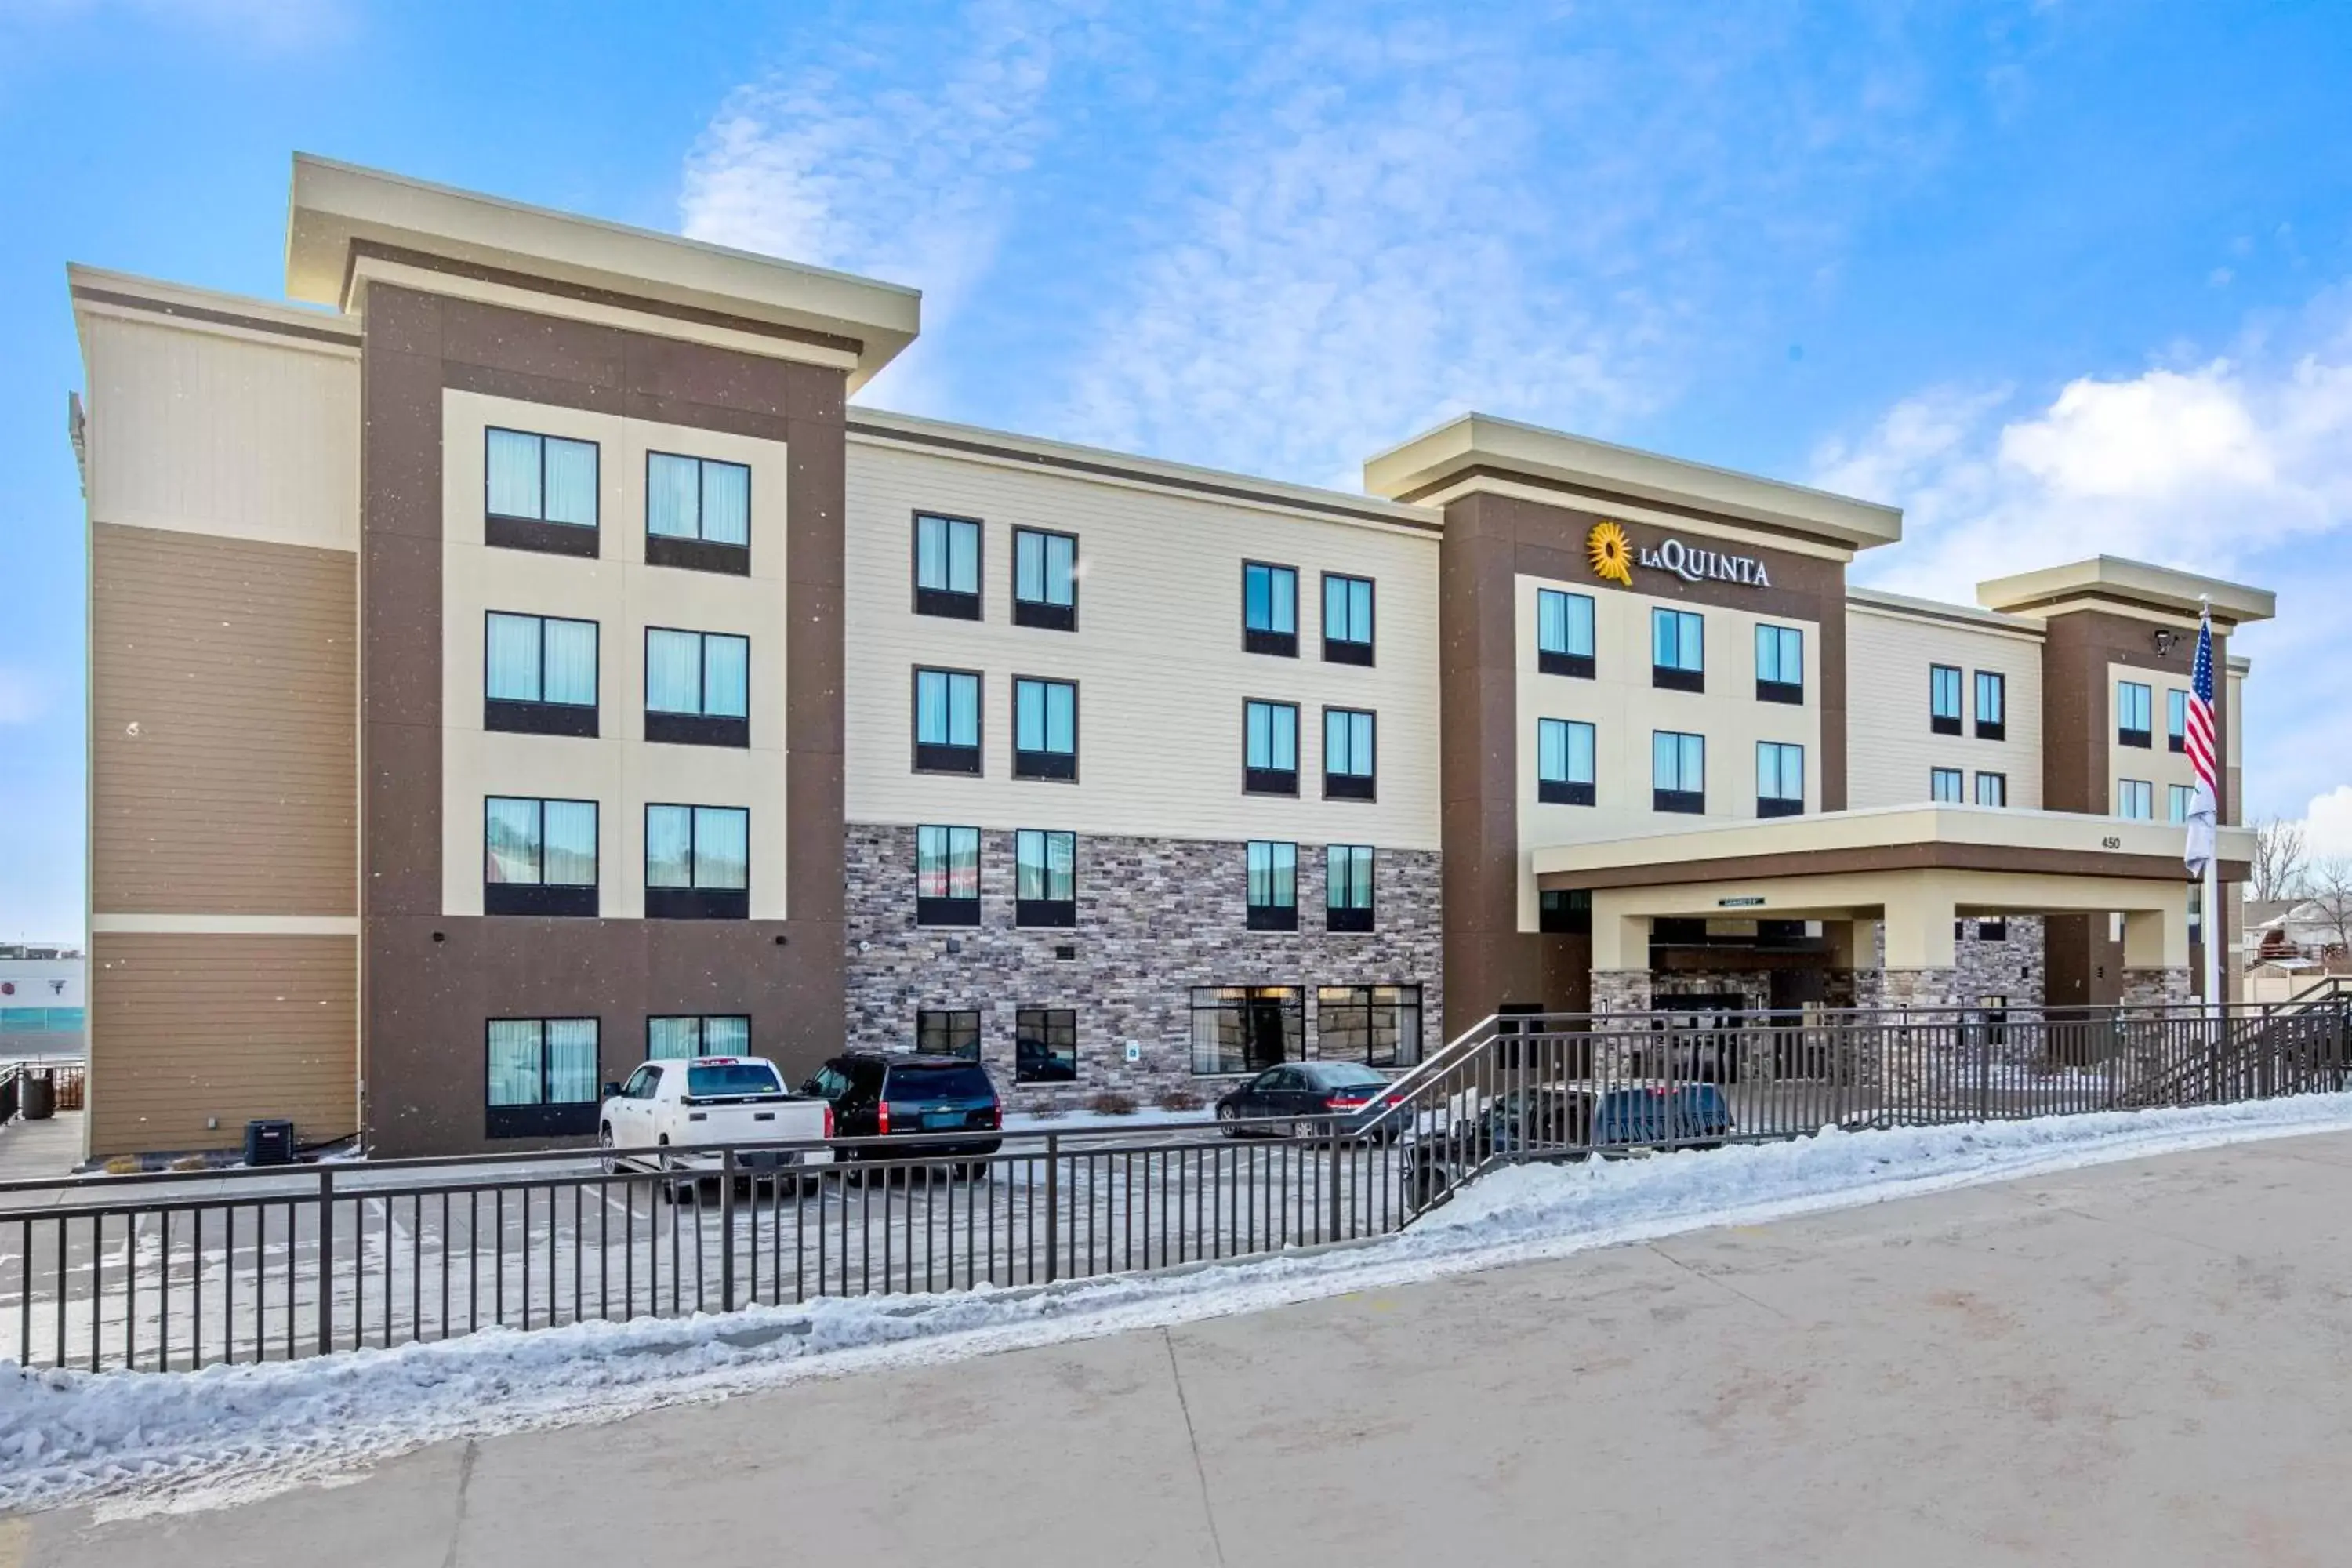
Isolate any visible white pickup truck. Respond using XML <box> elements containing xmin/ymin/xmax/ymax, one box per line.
<box><xmin>598</xmin><ymin>1055</ymin><xmax>836</xmax><ymax>1185</ymax></box>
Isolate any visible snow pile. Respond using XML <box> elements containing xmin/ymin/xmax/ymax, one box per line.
<box><xmin>9</xmin><ymin>1093</ymin><xmax>2352</xmax><ymax>1519</ymax></box>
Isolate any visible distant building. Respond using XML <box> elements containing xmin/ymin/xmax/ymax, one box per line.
<box><xmin>0</xmin><ymin>946</ymin><xmax>85</xmax><ymax>1058</ymax></box>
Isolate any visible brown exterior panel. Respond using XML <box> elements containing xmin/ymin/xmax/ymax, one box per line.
<box><xmin>1548</xmin><ymin>843</ymin><xmax>2248</xmax><ymax>892</ymax></box>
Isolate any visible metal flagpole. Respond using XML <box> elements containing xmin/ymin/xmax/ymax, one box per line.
<box><xmin>2186</xmin><ymin>597</ymin><xmax>2223</xmax><ymax>1030</ymax></box>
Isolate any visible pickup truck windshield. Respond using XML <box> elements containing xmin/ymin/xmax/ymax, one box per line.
<box><xmin>686</xmin><ymin>1063</ymin><xmax>785</xmax><ymax>1098</ymax></box>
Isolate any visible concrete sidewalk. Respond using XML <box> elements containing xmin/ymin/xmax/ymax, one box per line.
<box><xmin>16</xmin><ymin>1129</ymin><xmax>2352</xmax><ymax>1566</ymax></box>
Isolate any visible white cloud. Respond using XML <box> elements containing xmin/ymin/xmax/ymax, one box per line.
<box><xmin>0</xmin><ymin>669</ymin><xmax>42</xmax><ymax>726</ymax></box>
<box><xmin>2301</xmin><ymin>787</ymin><xmax>2352</xmax><ymax>860</ymax></box>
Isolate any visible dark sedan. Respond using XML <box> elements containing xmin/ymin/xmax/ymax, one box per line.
<box><xmin>1214</xmin><ymin>1062</ymin><xmax>1404</xmax><ymax>1139</ymax></box>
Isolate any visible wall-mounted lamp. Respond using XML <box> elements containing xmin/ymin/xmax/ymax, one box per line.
<box><xmin>2154</xmin><ymin>629</ymin><xmax>2180</xmax><ymax>656</ymax></box>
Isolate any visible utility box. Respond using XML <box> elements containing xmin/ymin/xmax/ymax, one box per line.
<box><xmin>244</xmin><ymin>1118</ymin><xmax>296</xmax><ymax>1166</ymax></box>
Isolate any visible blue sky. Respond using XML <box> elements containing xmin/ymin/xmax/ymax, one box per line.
<box><xmin>5</xmin><ymin>0</ymin><xmax>2352</xmax><ymax>938</ymax></box>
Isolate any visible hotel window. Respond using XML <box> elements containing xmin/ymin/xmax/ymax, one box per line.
<box><xmin>1652</xmin><ymin>608</ymin><xmax>1704</xmax><ymax>692</ymax></box>
<box><xmin>1243</xmin><ymin>699</ymin><xmax>1300</xmax><ymax>795</ymax></box>
<box><xmin>485</xmin><ymin>612</ymin><xmax>597</xmax><ymax>737</ymax></box>
<box><xmin>1930</xmin><ymin>767</ymin><xmax>1964</xmax><ymax>804</ymax></box>
<box><xmin>916</xmin><ymin>1009</ymin><xmax>982</xmax><ymax>1060</ymax></box>
<box><xmin>1327</xmin><ymin>844</ymin><xmax>1374</xmax><ymax>932</ymax></box>
<box><xmin>1323</xmin><ymin>707</ymin><xmax>1377</xmax><ymax>800</ymax></box>
<box><xmin>1014</xmin><ymin>829</ymin><xmax>1077</xmax><ymax>928</ymax></box>
<box><xmin>1929</xmin><ymin>665</ymin><xmax>1963</xmax><ymax>735</ymax></box>
<box><xmin>1014</xmin><ymin>677</ymin><xmax>1079</xmax><ymax>781</ymax></box>
<box><xmin>485</xmin><ymin>1018</ymin><xmax>600</xmax><ymax>1139</ymax></box>
<box><xmin>1015</xmin><ymin>1007</ymin><xmax>1078</xmax><ymax>1083</ymax></box>
<box><xmin>1189</xmin><ymin>985</ymin><xmax>1302</xmax><ymax>1075</ymax></box>
<box><xmin>1013</xmin><ymin>527</ymin><xmax>1078</xmax><ymax>631</ymax></box>
<box><xmin>647</xmin><ymin>1015</ymin><xmax>750</xmax><ymax>1060</ymax></box>
<box><xmin>1755</xmin><ymin>624</ymin><xmax>1804</xmax><ymax>705</ymax></box>
<box><xmin>1652</xmin><ymin>731</ymin><xmax>1705</xmax><ymax>814</ymax></box>
<box><xmin>645</xmin><ymin>452</ymin><xmax>750</xmax><ymax>573</ymax></box>
<box><xmin>914</xmin><ymin>514</ymin><xmax>982</xmax><ymax>619</ymax></box>
<box><xmin>484</xmin><ymin>797</ymin><xmax>597</xmax><ymax>917</ymax></box>
<box><xmin>1976</xmin><ymin>771</ymin><xmax>2008</xmax><ymax>808</ymax></box>
<box><xmin>2167</xmin><ymin>688</ymin><xmax>2190</xmax><ymax>753</ymax></box>
<box><xmin>1323</xmin><ymin>574</ymin><xmax>1375</xmax><ymax>666</ymax></box>
<box><xmin>2169</xmin><ymin>783</ymin><xmax>2196</xmax><ymax>824</ymax></box>
<box><xmin>1537</xmin><ymin>718</ymin><xmax>1596</xmax><ymax>806</ymax></box>
<box><xmin>644</xmin><ymin>629</ymin><xmax>749</xmax><ymax>747</ymax></box>
<box><xmin>915</xmin><ymin>825</ymin><xmax>982</xmax><ymax>927</ymax></box>
<box><xmin>1245</xmin><ymin>840</ymin><xmax>1298</xmax><ymax>931</ymax></box>
<box><xmin>1316</xmin><ymin>984</ymin><xmax>1423</xmax><ymax>1068</ymax></box>
<box><xmin>2118</xmin><ymin>779</ymin><xmax>2154</xmax><ymax>820</ymax></box>
<box><xmin>913</xmin><ymin>667</ymin><xmax>982</xmax><ymax>775</ymax></box>
<box><xmin>1756</xmin><ymin>742</ymin><xmax>1804</xmax><ymax>818</ymax></box>
<box><xmin>644</xmin><ymin>804</ymin><xmax>750</xmax><ymax>920</ymax></box>
<box><xmin>485</xmin><ymin>427</ymin><xmax>598</xmax><ymax>557</ymax></box>
<box><xmin>1974</xmin><ymin>670</ymin><xmax>2006</xmax><ymax>741</ymax></box>
<box><xmin>1537</xmin><ymin>589</ymin><xmax>1595</xmax><ymax>678</ymax></box>
<box><xmin>1243</xmin><ymin>561</ymin><xmax>1298</xmax><ymax>656</ymax></box>
<box><xmin>2117</xmin><ymin>681</ymin><xmax>2153</xmax><ymax>747</ymax></box>
<box><xmin>1539</xmin><ymin>888</ymin><xmax>1592</xmax><ymax>935</ymax></box>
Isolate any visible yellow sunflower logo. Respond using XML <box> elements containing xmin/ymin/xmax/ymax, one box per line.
<box><xmin>1587</xmin><ymin>521</ymin><xmax>1634</xmax><ymax>587</ymax></box>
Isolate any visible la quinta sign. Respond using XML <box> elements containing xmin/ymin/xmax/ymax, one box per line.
<box><xmin>1587</xmin><ymin>520</ymin><xmax>1772</xmax><ymax>590</ymax></box>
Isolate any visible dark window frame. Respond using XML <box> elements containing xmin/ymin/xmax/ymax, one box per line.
<box><xmin>1315</xmin><ymin>983</ymin><xmax>1424</xmax><ymax>1068</ymax></box>
<box><xmin>1974</xmin><ymin>669</ymin><xmax>2006</xmax><ymax>741</ymax></box>
<box><xmin>1014</xmin><ymin>1006</ymin><xmax>1078</xmax><ymax>1083</ymax></box>
<box><xmin>644</xmin><ymin>449</ymin><xmax>752</xmax><ymax>574</ymax></box>
<box><xmin>916</xmin><ymin>1008</ymin><xmax>982</xmax><ymax>1060</ymax></box>
<box><xmin>643</xmin><ymin>803</ymin><xmax>751</xmax><ymax>920</ymax></box>
<box><xmin>1537</xmin><ymin>587</ymin><xmax>1597</xmax><ymax>679</ymax></box>
<box><xmin>1322</xmin><ymin>705</ymin><xmax>1377</xmax><ymax>801</ymax></box>
<box><xmin>915</xmin><ymin>823</ymin><xmax>983</xmax><ymax>927</ymax></box>
<box><xmin>1930</xmin><ymin>766</ymin><xmax>1965</xmax><ymax>804</ymax></box>
<box><xmin>1976</xmin><ymin>771</ymin><xmax>2009</xmax><ymax>808</ymax></box>
<box><xmin>912</xmin><ymin>511</ymin><xmax>984</xmax><ymax>621</ymax></box>
<box><xmin>484</xmin><ymin>610</ymin><xmax>600</xmax><ymax>738</ymax></box>
<box><xmin>483</xmin><ymin>795</ymin><xmax>599</xmax><ymax>917</ymax></box>
<box><xmin>484</xmin><ymin>427</ymin><xmax>600</xmax><ymax>558</ymax></box>
<box><xmin>644</xmin><ymin>626</ymin><xmax>750</xmax><ymax>748</ymax></box>
<box><xmin>1756</xmin><ymin>740</ymin><xmax>1805</xmax><ymax>818</ymax></box>
<box><xmin>1539</xmin><ymin>887</ymin><xmax>1592</xmax><ymax>935</ymax></box>
<box><xmin>1012</xmin><ymin>674</ymin><xmax>1080</xmax><ymax>782</ymax></box>
<box><xmin>1321</xmin><ymin>572</ymin><xmax>1376</xmax><ymax>666</ymax></box>
<box><xmin>1014</xmin><ymin>827</ymin><xmax>1077</xmax><ymax>928</ymax></box>
<box><xmin>912</xmin><ymin>665</ymin><xmax>985</xmax><ymax>775</ymax></box>
<box><xmin>485</xmin><ymin>1017</ymin><xmax>601</xmax><ymax>1140</ymax></box>
<box><xmin>1651</xmin><ymin>607</ymin><xmax>1705</xmax><ymax>693</ymax></box>
<box><xmin>1755</xmin><ymin>622</ymin><xmax>1805</xmax><ymax>706</ymax></box>
<box><xmin>1189</xmin><ymin>985</ymin><xmax>1304</xmax><ymax>1076</ymax></box>
<box><xmin>1651</xmin><ymin>729</ymin><xmax>1704</xmax><ymax>815</ymax></box>
<box><xmin>1242</xmin><ymin>560</ymin><xmax>1300</xmax><ymax>658</ymax></box>
<box><xmin>1012</xmin><ymin>526</ymin><xmax>1079</xmax><ymax>632</ymax></box>
<box><xmin>1243</xmin><ymin>698</ymin><xmax>1301</xmax><ymax>797</ymax></box>
<box><xmin>1537</xmin><ymin>717</ymin><xmax>1597</xmax><ymax>807</ymax></box>
<box><xmin>1929</xmin><ymin>664</ymin><xmax>1964</xmax><ymax>735</ymax></box>
<box><xmin>1245</xmin><ymin>840</ymin><xmax>1299</xmax><ymax>932</ymax></box>
<box><xmin>645</xmin><ymin>1014</ymin><xmax>753</xmax><ymax>1060</ymax></box>
<box><xmin>1326</xmin><ymin>842</ymin><xmax>1375</xmax><ymax>932</ymax></box>
<box><xmin>2166</xmin><ymin>688</ymin><xmax>2190</xmax><ymax>753</ymax></box>
<box><xmin>2115</xmin><ymin>679</ymin><xmax>2154</xmax><ymax>749</ymax></box>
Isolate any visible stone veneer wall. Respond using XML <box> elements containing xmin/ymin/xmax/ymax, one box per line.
<box><xmin>2121</xmin><ymin>967</ymin><xmax>2193</xmax><ymax>1008</ymax></box>
<box><xmin>844</xmin><ymin>826</ymin><xmax>1443</xmax><ymax>1105</ymax></box>
<box><xmin>1954</xmin><ymin>916</ymin><xmax>2046</xmax><ymax>1008</ymax></box>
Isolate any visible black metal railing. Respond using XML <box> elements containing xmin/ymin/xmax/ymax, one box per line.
<box><xmin>2</xmin><ymin>1000</ymin><xmax>2345</xmax><ymax>1374</ymax></box>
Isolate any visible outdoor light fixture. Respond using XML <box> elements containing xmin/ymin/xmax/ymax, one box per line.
<box><xmin>2154</xmin><ymin>629</ymin><xmax>2180</xmax><ymax>655</ymax></box>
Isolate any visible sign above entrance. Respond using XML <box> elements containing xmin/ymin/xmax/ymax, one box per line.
<box><xmin>1586</xmin><ymin>520</ymin><xmax>1773</xmax><ymax>591</ymax></box>
<box><xmin>1718</xmin><ymin>895</ymin><xmax>1766</xmax><ymax>907</ymax></box>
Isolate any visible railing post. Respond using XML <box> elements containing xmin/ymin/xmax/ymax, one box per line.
<box><xmin>315</xmin><ymin>1166</ymin><xmax>334</xmax><ymax>1357</ymax></box>
<box><xmin>1044</xmin><ymin>1134</ymin><xmax>1059</xmax><ymax>1284</ymax></box>
<box><xmin>1327</xmin><ymin>1120</ymin><xmax>1344</xmax><ymax>1241</ymax></box>
<box><xmin>719</xmin><ymin>1145</ymin><xmax>737</xmax><ymax>1311</ymax></box>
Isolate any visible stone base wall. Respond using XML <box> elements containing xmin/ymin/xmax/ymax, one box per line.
<box><xmin>1955</xmin><ymin>915</ymin><xmax>2046</xmax><ymax>1008</ymax></box>
<box><xmin>1650</xmin><ymin>969</ymin><xmax>1775</xmax><ymax>1014</ymax></box>
<box><xmin>2121</xmin><ymin>966</ymin><xmax>2193</xmax><ymax>1009</ymax></box>
<box><xmin>1590</xmin><ymin>970</ymin><xmax>1651</xmax><ymax>1012</ymax></box>
<box><xmin>844</xmin><ymin>825</ymin><xmax>1442</xmax><ymax>1107</ymax></box>
<box><xmin>1878</xmin><ymin>967</ymin><xmax>1962</xmax><ymax>1008</ymax></box>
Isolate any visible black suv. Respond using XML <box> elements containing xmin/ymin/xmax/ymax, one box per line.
<box><xmin>801</xmin><ymin>1051</ymin><xmax>1004</xmax><ymax>1174</ymax></box>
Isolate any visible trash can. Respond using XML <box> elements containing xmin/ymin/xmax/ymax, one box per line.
<box><xmin>245</xmin><ymin>1118</ymin><xmax>296</xmax><ymax>1166</ymax></box>
<box><xmin>20</xmin><ymin>1071</ymin><xmax>55</xmax><ymax>1121</ymax></box>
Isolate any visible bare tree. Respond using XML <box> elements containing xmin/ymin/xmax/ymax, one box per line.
<box><xmin>2303</xmin><ymin>855</ymin><xmax>2352</xmax><ymax>956</ymax></box>
<box><xmin>2251</xmin><ymin>815</ymin><xmax>2310</xmax><ymax>902</ymax></box>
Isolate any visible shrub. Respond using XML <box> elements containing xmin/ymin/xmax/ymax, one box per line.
<box><xmin>1155</xmin><ymin>1087</ymin><xmax>1204</xmax><ymax>1112</ymax></box>
<box><xmin>1086</xmin><ymin>1090</ymin><xmax>1139</xmax><ymax>1116</ymax></box>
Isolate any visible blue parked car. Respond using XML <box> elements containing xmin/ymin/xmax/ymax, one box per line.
<box><xmin>1405</xmin><ymin>1083</ymin><xmax>1736</xmax><ymax>1207</ymax></box>
<box><xmin>1590</xmin><ymin>1084</ymin><xmax>1734</xmax><ymax>1149</ymax></box>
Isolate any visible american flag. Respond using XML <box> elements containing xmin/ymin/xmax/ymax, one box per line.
<box><xmin>2183</xmin><ymin>606</ymin><xmax>2219</xmax><ymax>877</ymax></box>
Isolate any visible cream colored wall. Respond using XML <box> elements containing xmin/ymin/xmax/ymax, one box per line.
<box><xmin>840</xmin><ymin>438</ymin><xmax>1442</xmax><ymax>850</ymax></box>
<box><xmin>1845</xmin><ymin>604</ymin><xmax>2042</xmax><ymax>809</ymax></box>
<box><xmin>2105</xmin><ymin>658</ymin><xmax>2197</xmax><ymax>822</ymax></box>
<box><xmin>80</xmin><ymin>312</ymin><xmax>358</xmax><ymax>551</ymax></box>
<box><xmin>438</xmin><ymin>390</ymin><xmax>790</xmax><ymax>918</ymax></box>
<box><xmin>2226</xmin><ymin>666</ymin><xmax>2245</xmax><ymax>826</ymax></box>
<box><xmin>1514</xmin><ymin>572</ymin><xmax>1819</xmax><ymax>930</ymax></box>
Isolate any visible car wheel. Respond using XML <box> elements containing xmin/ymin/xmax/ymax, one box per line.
<box><xmin>597</xmin><ymin>1124</ymin><xmax>616</xmax><ymax>1175</ymax></box>
<box><xmin>1216</xmin><ymin>1103</ymin><xmax>1241</xmax><ymax>1138</ymax></box>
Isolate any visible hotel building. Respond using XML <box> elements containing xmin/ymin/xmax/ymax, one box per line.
<box><xmin>68</xmin><ymin>158</ymin><xmax>2269</xmax><ymax>1157</ymax></box>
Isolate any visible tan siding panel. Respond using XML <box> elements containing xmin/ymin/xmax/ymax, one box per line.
<box><xmin>1845</xmin><ymin>606</ymin><xmax>2043</xmax><ymax>810</ymax></box>
<box><xmin>89</xmin><ymin>932</ymin><xmax>357</xmax><ymax>1154</ymax></box>
<box><xmin>93</xmin><ymin>524</ymin><xmax>357</xmax><ymax>915</ymax></box>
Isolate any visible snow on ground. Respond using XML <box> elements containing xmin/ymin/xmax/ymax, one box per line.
<box><xmin>11</xmin><ymin>1093</ymin><xmax>2352</xmax><ymax>1519</ymax></box>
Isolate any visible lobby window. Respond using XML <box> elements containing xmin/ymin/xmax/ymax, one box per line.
<box><xmin>1014</xmin><ymin>677</ymin><xmax>1079</xmax><ymax>781</ymax></box>
<box><xmin>1323</xmin><ymin>707</ymin><xmax>1377</xmax><ymax>800</ymax></box>
<box><xmin>1755</xmin><ymin>624</ymin><xmax>1804</xmax><ymax>705</ymax></box>
<box><xmin>1539</xmin><ymin>888</ymin><xmax>1592</xmax><ymax>935</ymax></box>
<box><xmin>2118</xmin><ymin>779</ymin><xmax>2154</xmax><ymax>820</ymax></box>
<box><xmin>1245</xmin><ymin>840</ymin><xmax>1298</xmax><ymax>931</ymax></box>
<box><xmin>485</xmin><ymin>427</ymin><xmax>598</xmax><ymax>557</ymax></box>
<box><xmin>1243</xmin><ymin>561</ymin><xmax>1298</xmax><ymax>656</ymax></box>
<box><xmin>2117</xmin><ymin>681</ymin><xmax>2153</xmax><ymax>747</ymax></box>
<box><xmin>1756</xmin><ymin>742</ymin><xmax>1804</xmax><ymax>818</ymax></box>
<box><xmin>1015</xmin><ymin>1007</ymin><xmax>1078</xmax><ymax>1083</ymax></box>
<box><xmin>1323</xmin><ymin>574</ymin><xmax>1375</xmax><ymax>666</ymax></box>
<box><xmin>1652</xmin><ymin>608</ymin><xmax>1704</xmax><ymax>692</ymax></box>
<box><xmin>1929</xmin><ymin>665</ymin><xmax>1963</xmax><ymax>735</ymax></box>
<box><xmin>915</xmin><ymin>825</ymin><xmax>982</xmax><ymax>927</ymax></box>
<box><xmin>1327</xmin><ymin>844</ymin><xmax>1374</xmax><ymax>933</ymax></box>
<box><xmin>914</xmin><ymin>514</ymin><xmax>982</xmax><ymax>619</ymax></box>
<box><xmin>2167</xmin><ymin>688</ymin><xmax>2190</xmax><ymax>753</ymax></box>
<box><xmin>484</xmin><ymin>797</ymin><xmax>597</xmax><ymax>917</ymax></box>
<box><xmin>1013</xmin><ymin>528</ymin><xmax>1078</xmax><ymax>631</ymax></box>
<box><xmin>2169</xmin><ymin>782</ymin><xmax>2196</xmax><ymax>824</ymax></box>
<box><xmin>1189</xmin><ymin>985</ymin><xmax>1302</xmax><ymax>1075</ymax></box>
<box><xmin>1652</xmin><ymin>731</ymin><xmax>1705</xmax><ymax>815</ymax></box>
<box><xmin>1537</xmin><ymin>718</ymin><xmax>1596</xmax><ymax>806</ymax></box>
<box><xmin>1243</xmin><ymin>699</ymin><xmax>1300</xmax><ymax>795</ymax></box>
<box><xmin>1014</xmin><ymin>828</ymin><xmax>1076</xmax><ymax>928</ymax></box>
<box><xmin>644</xmin><ymin>629</ymin><xmax>750</xmax><ymax>747</ymax></box>
<box><xmin>644</xmin><ymin>804</ymin><xmax>750</xmax><ymax>920</ymax></box>
<box><xmin>913</xmin><ymin>667</ymin><xmax>982</xmax><ymax>774</ymax></box>
<box><xmin>485</xmin><ymin>1018</ymin><xmax>600</xmax><ymax>1139</ymax></box>
<box><xmin>916</xmin><ymin>1009</ymin><xmax>982</xmax><ymax>1060</ymax></box>
<box><xmin>485</xmin><ymin>612</ymin><xmax>597</xmax><ymax>737</ymax></box>
<box><xmin>645</xmin><ymin>452</ymin><xmax>750</xmax><ymax>574</ymax></box>
<box><xmin>1976</xmin><ymin>771</ymin><xmax>2008</xmax><ymax>808</ymax></box>
<box><xmin>1316</xmin><ymin>984</ymin><xmax>1423</xmax><ymax>1068</ymax></box>
<box><xmin>1930</xmin><ymin>767</ymin><xmax>1964</xmax><ymax>804</ymax></box>
<box><xmin>1537</xmin><ymin>589</ymin><xmax>1595</xmax><ymax>678</ymax></box>
<box><xmin>648</xmin><ymin>1015</ymin><xmax>750</xmax><ymax>1060</ymax></box>
<box><xmin>1975</xmin><ymin>670</ymin><xmax>2006</xmax><ymax>741</ymax></box>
